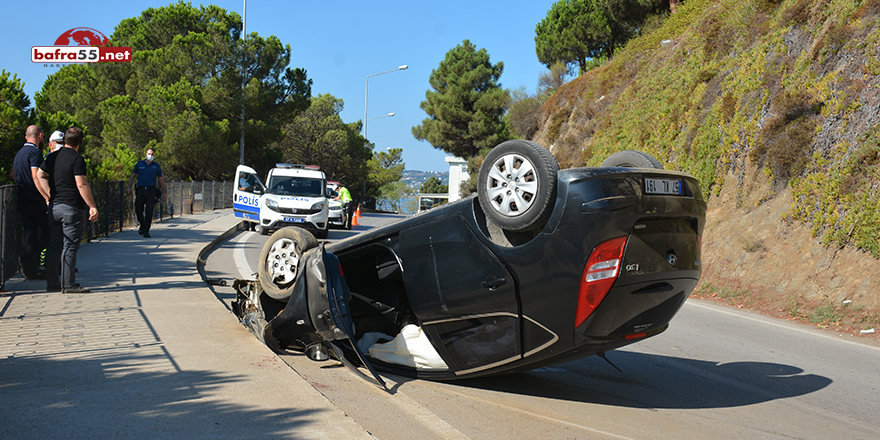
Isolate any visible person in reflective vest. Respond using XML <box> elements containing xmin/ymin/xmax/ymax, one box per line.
<box><xmin>334</xmin><ymin>185</ymin><xmax>354</xmax><ymax>230</ymax></box>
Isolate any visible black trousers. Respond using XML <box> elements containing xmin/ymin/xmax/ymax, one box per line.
<box><xmin>343</xmin><ymin>201</ymin><xmax>354</xmax><ymax>230</ymax></box>
<box><xmin>135</xmin><ymin>186</ymin><xmax>159</xmax><ymax>232</ymax></box>
<box><xmin>18</xmin><ymin>198</ymin><xmax>49</xmax><ymax>277</ymax></box>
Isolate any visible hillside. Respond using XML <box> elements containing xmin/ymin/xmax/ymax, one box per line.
<box><xmin>531</xmin><ymin>0</ymin><xmax>880</xmax><ymax>334</ymax></box>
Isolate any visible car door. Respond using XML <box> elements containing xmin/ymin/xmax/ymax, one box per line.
<box><xmin>397</xmin><ymin>215</ymin><xmax>521</xmax><ymax>375</ymax></box>
<box><xmin>306</xmin><ymin>246</ymin><xmax>386</xmax><ymax>388</ymax></box>
<box><xmin>233</xmin><ymin>165</ymin><xmax>265</xmax><ymax>222</ymax></box>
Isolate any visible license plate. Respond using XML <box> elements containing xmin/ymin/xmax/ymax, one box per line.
<box><xmin>283</xmin><ymin>217</ymin><xmax>305</xmax><ymax>223</ymax></box>
<box><xmin>645</xmin><ymin>178</ymin><xmax>683</xmax><ymax>195</ymax></box>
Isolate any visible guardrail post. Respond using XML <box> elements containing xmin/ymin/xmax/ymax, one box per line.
<box><xmin>118</xmin><ymin>181</ymin><xmax>124</xmax><ymax>232</ymax></box>
<box><xmin>1</xmin><ymin>188</ymin><xmax>8</xmax><ymax>291</ymax></box>
<box><xmin>103</xmin><ymin>181</ymin><xmax>110</xmax><ymax>237</ymax></box>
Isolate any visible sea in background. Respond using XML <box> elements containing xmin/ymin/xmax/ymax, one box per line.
<box><xmin>382</xmin><ymin>170</ymin><xmax>449</xmax><ymax>214</ymax></box>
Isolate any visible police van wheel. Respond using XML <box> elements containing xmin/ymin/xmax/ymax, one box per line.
<box><xmin>258</xmin><ymin>227</ymin><xmax>318</xmax><ymax>301</ymax></box>
<box><xmin>258</xmin><ymin>224</ymin><xmax>269</xmax><ymax>235</ymax></box>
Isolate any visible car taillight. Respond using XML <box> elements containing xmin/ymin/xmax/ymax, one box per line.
<box><xmin>575</xmin><ymin>236</ymin><xmax>628</xmax><ymax>328</ymax></box>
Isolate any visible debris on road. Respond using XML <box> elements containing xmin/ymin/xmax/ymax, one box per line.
<box><xmin>206</xmin><ymin>278</ymin><xmax>227</xmax><ymax>286</ymax></box>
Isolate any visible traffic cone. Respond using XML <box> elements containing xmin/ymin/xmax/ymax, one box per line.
<box><xmin>355</xmin><ymin>205</ymin><xmax>362</xmax><ymax>220</ymax></box>
<box><xmin>351</xmin><ymin>207</ymin><xmax>359</xmax><ymax>227</ymax></box>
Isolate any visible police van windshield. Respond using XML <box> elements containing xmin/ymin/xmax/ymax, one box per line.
<box><xmin>266</xmin><ymin>176</ymin><xmax>325</xmax><ymax>197</ymax></box>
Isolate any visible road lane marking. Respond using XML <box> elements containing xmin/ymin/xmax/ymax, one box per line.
<box><xmin>234</xmin><ymin>232</ymin><xmax>256</xmax><ymax>279</ymax></box>
<box><xmin>686</xmin><ymin>300</ymin><xmax>880</xmax><ymax>352</ymax></box>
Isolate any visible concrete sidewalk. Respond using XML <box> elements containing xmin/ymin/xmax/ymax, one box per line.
<box><xmin>0</xmin><ymin>210</ymin><xmax>373</xmax><ymax>439</ymax></box>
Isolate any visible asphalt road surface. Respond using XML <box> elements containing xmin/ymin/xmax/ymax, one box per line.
<box><xmin>202</xmin><ymin>213</ymin><xmax>880</xmax><ymax>440</ymax></box>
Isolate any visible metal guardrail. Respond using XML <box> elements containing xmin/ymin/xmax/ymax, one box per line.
<box><xmin>0</xmin><ymin>180</ymin><xmax>233</xmax><ymax>290</ymax></box>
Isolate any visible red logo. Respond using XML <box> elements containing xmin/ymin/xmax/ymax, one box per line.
<box><xmin>33</xmin><ymin>28</ymin><xmax>131</xmax><ymax>64</ymax></box>
<box><xmin>54</xmin><ymin>28</ymin><xmax>109</xmax><ymax>46</ymax></box>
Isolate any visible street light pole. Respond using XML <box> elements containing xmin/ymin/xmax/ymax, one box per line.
<box><xmin>363</xmin><ymin>65</ymin><xmax>407</xmax><ymax>139</ymax></box>
<box><xmin>362</xmin><ymin>65</ymin><xmax>406</xmax><ymax>206</ymax></box>
<box><xmin>239</xmin><ymin>0</ymin><xmax>247</xmax><ymax>165</ymax></box>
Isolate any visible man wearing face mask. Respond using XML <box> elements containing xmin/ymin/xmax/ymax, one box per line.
<box><xmin>126</xmin><ymin>148</ymin><xmax>167</xmax><ymax>238</ymax></box>
<box><xmin>47</xmin><ymin>130</ymin><xmax>64</xmax><ymax>154</ymax></box>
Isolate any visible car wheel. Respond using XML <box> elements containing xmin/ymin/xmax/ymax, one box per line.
<box><xmin>478</xmin><ymin>139</ymin><xmax>559</xmax><ymax>232</ymax></box>
<box><xmin>600</xmin><ymin>150</ymin><xmax>664</xmax><ymax>169</ymax></box>
<box><xmin>258</xmin><ymin>227</ymin><xmax>318</xmax><ymax>301</ymax></box>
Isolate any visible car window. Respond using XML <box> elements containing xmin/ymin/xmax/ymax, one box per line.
<box><xmin>238</xmin><ymin>172</ymin><xmax>263</xmax><ymax>193</ymax></box>
<box><xmin>267</xmin><ymin>176</ymin><xmax>325</xmax><ymax>197</ymax></box>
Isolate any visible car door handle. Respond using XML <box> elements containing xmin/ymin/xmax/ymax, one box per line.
<box><xmin>481</xmin><ymin>276</ymin><xmax>507</xmax><ymax>290</ymax></box>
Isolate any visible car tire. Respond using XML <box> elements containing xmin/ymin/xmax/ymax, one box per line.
<box><xmin>600</xmin><ymin>150</ymin><xmax>664</xmax><ymax>169</ymax></box>
<box><xmin>478</xmin><ymin>139</ymin><xmax>559</xmax><ymax>232</ymax></box>
<box><xmin>258</xmin><ymin>227</ymin><xmax>318</xmax><ymax>301</ymax></box>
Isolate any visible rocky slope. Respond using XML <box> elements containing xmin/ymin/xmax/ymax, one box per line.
<box><xmin>528</xmin><ymin>0</ymin><xmax>880</xmax><ymax>334</ymax></box>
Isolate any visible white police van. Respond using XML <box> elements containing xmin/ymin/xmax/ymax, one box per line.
<box><xmin>233</xmin><ymin>164</ymin><xmax>329</xmax><ymax>238</ymax></box>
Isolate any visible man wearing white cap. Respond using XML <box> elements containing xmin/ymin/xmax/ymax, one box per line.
<box><xmin>48</xmin><ymin>130</ymin><xmax>64</xmax><ymax>153</ymax></box>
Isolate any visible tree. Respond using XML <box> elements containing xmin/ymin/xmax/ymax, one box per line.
<box><xmin>506</xmin><ymin>86</ymin><xmax>544</xmax><ymax>140</ymax></box>
<box><xmin>276</xmin><ymin>94</ymin><xmax>370</xmax><ymax>185</ymax></box>
<box><xmin>375</xmin><ymin>181</ymin><xmax>415</xmax><ymax>214</ymax></box>
<box><xmin>538</xmin><ymin>61</ymin><xmax>571</xmax><ymax>95</ymax></box>
<box><xmin>35</xmin><ymin>2</ymin><xmax>312</xmax><ymax>181</ymax></box>
<box><xmin>419</xmin><ymin>176</ymin><xmax>448</xmax><ymax>194</ymax></box>
<box><xmin>0</xmin><ymin>70</ymin><xmax>34</xmax><ymax>183</ymax></box>
<box><xmin>412</xmin><ymin>40</ymin><xmax>509</xmax><ymax>159</ymax></box>
<box><xmin>366</xmin><ymin>147</ymin><xmax>405</xmax><ymax>200</ymax></box>
<box><xmin>535</xmin><ymin>0</ymin><xmax>670</xmax><ymax>74</ymax></box>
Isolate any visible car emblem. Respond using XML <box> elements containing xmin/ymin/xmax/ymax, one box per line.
<box><xmin>667</xmin><ymin>253</ymin><xmax>678</xmax><ymax>266</ymax></box>
<box><xmin>290</xmin><ymin>208</ymin><xmax>297</xmax><ymax>214</ymax></box>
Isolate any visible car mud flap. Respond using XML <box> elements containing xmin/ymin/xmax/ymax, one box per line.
<box><xmin>316</xmin><ymin>247</ymin><xmax>388</xmax><ymax>390</ymax></box>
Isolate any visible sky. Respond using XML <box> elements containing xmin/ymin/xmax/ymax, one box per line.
<box><xmin>2</xmin><ymin>0</ymin><xmax>557</xmax><ymax>173</ymax></box>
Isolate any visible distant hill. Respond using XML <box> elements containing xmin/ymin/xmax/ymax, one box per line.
<box><xmin>402</xmin><ymin>170</ymin><xmax>448</xmax><ymax>192</ymax></box>
<box><xmin>531</xmin><ymin>0</ymin><xmax>880</xmax><ymax>327</ymax></box>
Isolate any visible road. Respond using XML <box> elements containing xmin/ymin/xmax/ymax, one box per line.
<box><xmin>202</xmin><ymin>213</ymin><xmax>880</xmax><ymax>440</ymax></box>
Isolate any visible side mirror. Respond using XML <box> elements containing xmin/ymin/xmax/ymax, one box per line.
<box><xmin>305</xmin><ymin>342</ymin><xmax>331</xmax><ymax>362</ymax></box>
<box><xmin>253</xmin><ymin>187</ymin><xmax>263</xmax><ymax>195</ymax></box>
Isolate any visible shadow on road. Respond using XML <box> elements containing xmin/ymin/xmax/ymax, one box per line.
<box><xmin>451</xmin><ymin>350</ymin><xmax>832</xmax><ymax>410</ymax></box>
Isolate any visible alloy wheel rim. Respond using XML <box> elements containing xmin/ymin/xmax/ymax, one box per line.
<box><xmin>485</xmin><ymin>153</ymin><xmax>538</xmax><ymax>217</ymax></box>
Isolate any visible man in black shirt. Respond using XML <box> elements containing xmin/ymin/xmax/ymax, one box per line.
<box><xmin>36</xmin><ymin>127</ymin><xmax>99</xmax><ymax>294</ymax></box>
<box><xmin>12</xmin><ymin>125</ymin><xmax>49</xmax><ymax>280</ymax></box>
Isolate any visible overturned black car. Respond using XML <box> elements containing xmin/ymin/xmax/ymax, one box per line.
<box><xmin>233</xmin><ymin>140</ymin><xmax>706</xmax><ymax>387</ymax></box>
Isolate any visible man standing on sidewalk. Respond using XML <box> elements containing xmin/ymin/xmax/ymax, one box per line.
<box><xmin>36</xmin><ymin>127</ymin><xmax>98</xmax><ymax>294</ymax></box>
<box><xmin>126</xmin><ymin>148</ymin><xmax>167</xmax><ymax>238</ymax></box>
<box><xmin>12</xmin><ymin>125</ymin><xmax>49</xmax><ymax>280</ymax></box>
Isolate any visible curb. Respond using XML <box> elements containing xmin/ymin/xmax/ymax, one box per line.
<box><xmin>196</xmin><ymin>220</ymin><xmax>246</xmax><ymax>278</ymax></box>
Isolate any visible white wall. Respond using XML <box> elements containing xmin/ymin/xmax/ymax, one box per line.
<box><xmin>445</xmin><ymin>156</ymin><xmax>468</xmax><ymax>202</ymax></box>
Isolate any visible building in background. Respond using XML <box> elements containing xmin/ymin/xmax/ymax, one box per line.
<box><xmin>445</xmin><ymin>156</ymin><xmax>468</xmax><ymax>203</ymax></box>
<box><xmin>417</xmin><ymin>156</ymin><xmax>468</xmax><ymax>212</ymax></box>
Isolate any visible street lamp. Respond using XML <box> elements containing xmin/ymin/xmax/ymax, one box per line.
<box><xmin>363</xmin><ymin>65</ymin><xmax>407</xmax><ymax>139</ymax></box>
<box><xmin>367</xmin><ymin>112</ymin><xmax>395</xmax><ymax>122</ymax></box>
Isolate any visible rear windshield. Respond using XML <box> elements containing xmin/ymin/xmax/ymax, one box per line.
<box><xmin>267</xmin><ymin>176</ymin><xmax>325</xmax><ymax>197</ymax></box>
